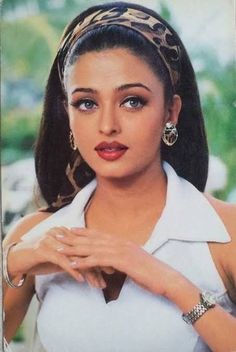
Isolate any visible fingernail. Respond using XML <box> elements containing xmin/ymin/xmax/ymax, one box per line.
<box><xmin>56</xmin><ymin>246</ymin><xmax>64</xmax><ymax>252</ymax></box>
<box><xmin>77</xmin><ymin>275</ymin><xmax>85</xmax><ymax>282</ymax></box>
<box><xmin>100</xmin><ymin>282</ymin><xmax>106</xmax><ymax>289</ymax></box>
<box><xmin>70</xmin><ymin>260</ymin><xmax>77</xmax><ymax>267</ymax></box>
<box><xmin>70</xmin><ymin>227</ymin><xmax>84</xmax><ymax>232</ymax></box>
<box><xmin>56</xmin><ymin>234</ymin><xmax>64</xmax><ymax>239</ymax></box>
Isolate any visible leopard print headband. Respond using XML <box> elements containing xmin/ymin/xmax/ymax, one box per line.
<box><xmin>57</xmin><ymin>7</ymin><xmax>181</xmax><ymax>88</ymax></box>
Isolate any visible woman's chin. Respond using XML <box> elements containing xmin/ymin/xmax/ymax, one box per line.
<box><xmin>86</xmin><ymin>156</ymin><xmax>160</xmax><ymax>182</ymax></box>
<box><xmin>95</xmin><ymin>170</ymin><xmax>133</xmax><ymax>181</ymax></box>
<box><xmin>94</xmin><ymin>165</ymin><xmax>153</xmax><ymax>183</ymax></box>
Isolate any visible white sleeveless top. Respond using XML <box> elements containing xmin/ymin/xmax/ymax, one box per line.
<box><xmin>22</xmin><ymin>163</ymin><xmax>236</xmax><ymax>352</ymax></box>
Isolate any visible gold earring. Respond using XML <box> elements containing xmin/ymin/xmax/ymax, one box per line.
<box><xmin>69</xmin><ymin>131</ymin><xmax>77</xmax><ymax>150</ymax></box>
<box><xmin>162</xmin><ymin>122</ymin><xmax>178</xmax><ymax>146</ymax></box>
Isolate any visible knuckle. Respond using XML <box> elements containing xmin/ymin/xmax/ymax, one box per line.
<box><xmin>104</xmin><ymin>233</ymin><xmax>112</xmax><ymax>241</ymax></box>
<box><xmin>89</xmin><ymin>256</ymin><xmax>97</xmax><ymax>266</ymax></box>
<box><xmin>37</xmin><ymin>237</ymin><xmax>48</xmax><ymax>250</ymax></box>
<box><xmin>51</xmin><ymin>254</ymin><xmax>59</xmax><ymax>265</ymax></box>
<box><xmin>90</xmin><ymin>229</ymin><xmax>98</xmax><ymax>235</ymax></box>
<box><xmin>47</xmin><ymin>227</ymin><xmax>59</xmax><ymax>235</ymax></box>
<box><xmin>43</xmin><ymin>236</ymin><xmax>55</xmax><ymax>248</ymax></box>
<box><xmin>71</xmin><ymin>237</ymin><xmax>78</xmax><ymax>246</ymax></box>
<box><xmin>124</xmin><ymin>240</ymin><xmax>134</xmax><ymax>253</ymax></box>
<box><xmin>87</xmin><ymin>238</ymin><xmax>93</xmax><ymax>246</ymax></box>
<box><xmin>125</xmin><ymin>240</ymin><xmax>133</xmax><ymax>246</ymax></box>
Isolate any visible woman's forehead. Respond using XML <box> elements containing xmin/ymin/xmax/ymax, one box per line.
<box><xmin>65</xmin><ymin>48</ymin><xmax>163</xmax><ymax>93</ymax></box>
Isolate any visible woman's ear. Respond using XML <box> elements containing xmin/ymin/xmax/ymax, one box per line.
<box><xmin>166</xmin><ymin>94</ymin><xmax>182</xmax><ymax>125</ymax></box>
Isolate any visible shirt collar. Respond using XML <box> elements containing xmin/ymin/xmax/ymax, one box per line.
<box><xmin>142</xmin><ymin>162</ymin><xmax>230</xmax><ymax>253</ymax></box>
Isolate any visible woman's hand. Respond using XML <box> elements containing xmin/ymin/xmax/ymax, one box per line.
<box><xmin>54</xmin><ymin>227</ymin><xmax>183</xmax><ymax>297</ymax></box>
<box><xmin>6</xmin><ymin>227</ymin><xmax>108</xmax><ymax>288</ymax></box>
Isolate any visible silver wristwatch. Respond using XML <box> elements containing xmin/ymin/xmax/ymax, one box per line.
<box><xmin>182</xmin><ymin>291</ymin><xmax>216</xmax><ymax>325</ymax></box>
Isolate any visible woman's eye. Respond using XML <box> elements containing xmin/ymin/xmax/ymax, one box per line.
<box><xmin>70</xmin><ymin>99</ymin><xmax>97</xmax><ymax>111</ymax></box>
<box><xmin>121</xmin><ymin>97</ymin><xmax>146</xmax><ymax>109</ymax></box>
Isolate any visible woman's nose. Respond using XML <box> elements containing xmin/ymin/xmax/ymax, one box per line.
<box><xmin>98</xmin><ymin>106</ymin><xmax>121</xmax><ymax>136</ymax></box>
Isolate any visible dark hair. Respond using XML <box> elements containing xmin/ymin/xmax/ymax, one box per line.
<box><xmin>35</xmin><ymin>1</ymin><xmax>208</xmax><ymax>209</ymax></box>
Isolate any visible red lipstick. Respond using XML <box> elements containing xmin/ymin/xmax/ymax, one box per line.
<box><xmin>94</xmin><ymin>141</ymin><xmax>128</xmax><ymax>161</ymax></box>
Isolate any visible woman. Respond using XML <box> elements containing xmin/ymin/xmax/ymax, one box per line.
<box><xmin>3</xmin><ymin>2</ymin><xmax>236</xmax><ymax>351</ymax></box>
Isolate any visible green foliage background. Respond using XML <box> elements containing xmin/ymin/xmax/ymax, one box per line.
<box><xmin>2</xmin><ymin>0</ymin><xmax>236</xmax><ymax>200</ymax></box>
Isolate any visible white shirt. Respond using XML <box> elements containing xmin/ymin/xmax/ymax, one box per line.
<box><xmin>22</xmin><ymin>162</ymin><xmax>235</xmax><ymax>352</ymax></box>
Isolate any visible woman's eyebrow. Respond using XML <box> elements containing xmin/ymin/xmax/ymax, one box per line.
<box><xmin>72</xmin><ymin>87</ymin><xmax>97</xmax><ymax>95</ymax></box>
<box><xmin>116</xmin><ymin>83</ymin><xmax>152</xmax><ymax>92</ymax></box>
<box><xmin>71</xmin><ymin>83</ymin><xmax>152</xmax><ymax>95</ymax></box>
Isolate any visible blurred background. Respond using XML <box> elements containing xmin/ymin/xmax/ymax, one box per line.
<box><xmin>1</xmin><ymin>0</ymin><xmax>235</xmax><ymax>350</ymax></box>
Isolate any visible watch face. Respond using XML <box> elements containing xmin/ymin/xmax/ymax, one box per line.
<box><xmin>201</xmin><ymin>291</ymin><xmax>216</xmax><ymax>307</ymax></box>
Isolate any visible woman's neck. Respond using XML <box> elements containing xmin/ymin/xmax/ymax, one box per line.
<box><xmin>92</xmin><ymin>162</ymin><xmax>167</xmax><ymax>219</ymax></box>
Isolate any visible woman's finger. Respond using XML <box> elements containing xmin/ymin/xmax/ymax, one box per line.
<box><xmin>43</xmin><ymin>235</ymin><xmax>102</xmax><ymax>286</ymax></box>
<box><xmin>36</xmin><ymin>235</ymin><xmax>86</xmax><ymax>282</ymax></box>
<box><xmin>53</xmin><ymin>233</ymin><xmax>92</xmax><ymax>247</ymax></box>
<box><xmin>70</xmin><ymin>227</ymin><xmax>109</xmax><ymax>239</ymax></box>
<box><xmin>83</xmin><ymin>268</ymin><xmax>106</xmax><ymax>288</ymax></box>
<box><xmin>101</xmin><ymin>266</ymin><xmax>115</xmax><ymax>274</ymax></box>
<box><xmin>49</xmin><ymin>251</ymin><xmax>85</xmax><ymax>282</ymax></box>
<box><xmin>70</xmin><ymin>253</ymin><xmax>116</xmax><ymax>271</ymax></box>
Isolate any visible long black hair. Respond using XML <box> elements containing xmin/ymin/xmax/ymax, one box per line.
<box><xmin>35</xmin><ymin>1</ymin><xmax>208</xmax><ymax>209</ymax></box>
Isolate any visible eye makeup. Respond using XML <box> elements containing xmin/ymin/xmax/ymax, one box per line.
<box><xmin>70</xmin><ymin>98</ymin><xmax>98</xmax><ymax>111</ymax></box>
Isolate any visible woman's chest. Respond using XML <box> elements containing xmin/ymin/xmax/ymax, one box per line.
<box><xmin>37</xmin><ymin>276</ymin><xmax>200</xmax><ymax>352</ymax></box>
<box><xmin>35</xmin><ymin>241</ymin><xmax>225</xmax><ymax>352</ymax></box>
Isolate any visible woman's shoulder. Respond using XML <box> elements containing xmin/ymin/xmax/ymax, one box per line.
<box><xmin>3</xmin><ymin>211</ymin><xmax>53</xmax><ymax>246</ymax></box>
<box><xmin>205</xmin><ymin>193</ymin><xmax>236</xmax><ymax>298</ymax></box>
<box><xmin>205</xmin><ymin>193</ymin><xmax>236</xmax><ymax>238</ymax></box>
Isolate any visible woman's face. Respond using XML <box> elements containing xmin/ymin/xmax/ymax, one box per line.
<box><xmin>66</xmin><ymin>48</ymin><xmax>181</xmax><ymax>180</ymax></box>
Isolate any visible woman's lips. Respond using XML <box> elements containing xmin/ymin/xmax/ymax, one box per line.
<box><xmin>94</xmin><ymin>141</ymin><xmax>128</xmax><ymax>161</ymax></box>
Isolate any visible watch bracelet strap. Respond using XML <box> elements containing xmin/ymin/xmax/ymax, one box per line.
<box><xmin>182</xmin><ymin>302</ymin><xmax>207</xmax><ymax>324</ymax></box>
